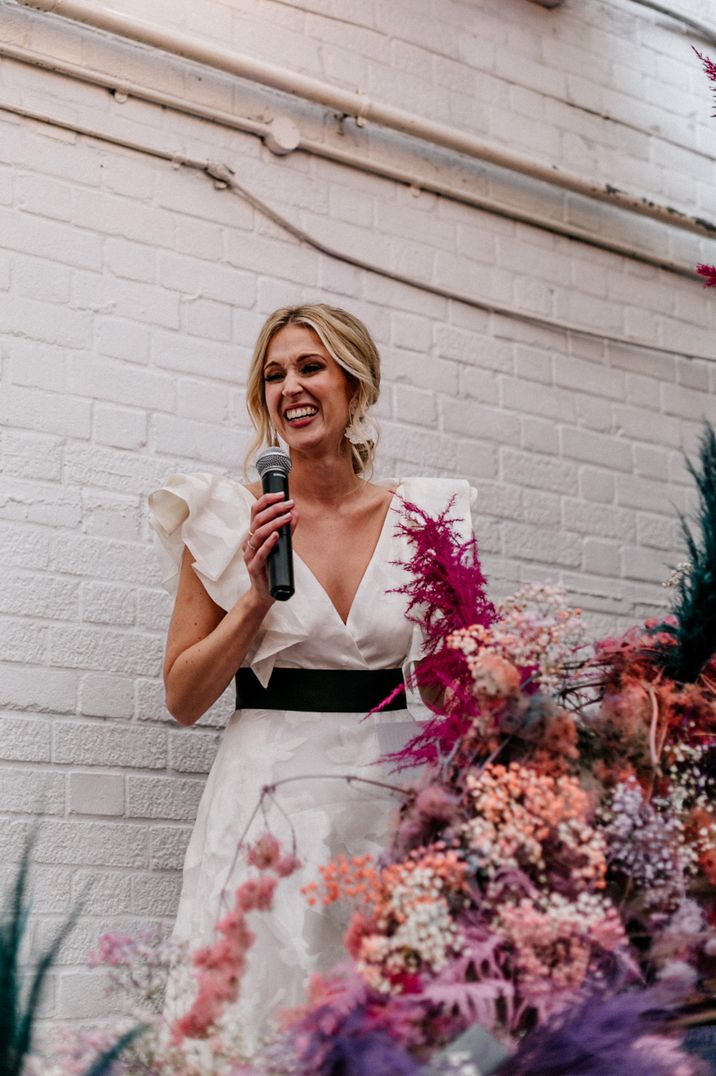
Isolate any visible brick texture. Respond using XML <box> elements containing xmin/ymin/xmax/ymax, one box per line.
<box><xmin>1</xmin><ymin>0</ymin><xmax>715</xmax><ymax>1025</ymax></box>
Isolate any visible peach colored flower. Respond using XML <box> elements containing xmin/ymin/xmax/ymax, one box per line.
<box><xmin>469</xmin><ymin>652</ymin><xmax>521</xmax><ymax>701</ymax></box>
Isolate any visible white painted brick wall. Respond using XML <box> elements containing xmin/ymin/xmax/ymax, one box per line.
<box><xmin>0</xmin><ymin>0</ymin><xmax>715</xmax><ymax>1025</ymax></box>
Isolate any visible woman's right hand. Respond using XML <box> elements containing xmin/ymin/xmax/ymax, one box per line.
<box><xmin>243</xmin><ymin>492</ymin><xmax>297</xmax><ymax>605</ymax></box>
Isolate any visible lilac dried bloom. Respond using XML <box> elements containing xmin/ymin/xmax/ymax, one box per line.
<box><xmin>415</xmin><ymin>784</ymin><xmax>459</xmax><ymax>823</ymax></box>
<box><xmin>294</xmin><ymin>1006</ymin><xmax>422</xmax><ymax>1075</ymax></box>
<box><xmin>601</xmin><ymin>779</ymin><xmax>686</xmax><ymax>911</ymax></box>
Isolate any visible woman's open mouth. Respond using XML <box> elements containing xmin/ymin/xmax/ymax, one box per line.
<box><xmin>284</xmin><ymin>406</ymin><xmax>318</xmax><ymax>427</ymax></box>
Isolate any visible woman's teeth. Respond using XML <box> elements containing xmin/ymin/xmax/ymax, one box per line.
<box><xmin>285</xmin><ymin>407</ymin><xmax>318</xmax><ymax>421</ymax></box>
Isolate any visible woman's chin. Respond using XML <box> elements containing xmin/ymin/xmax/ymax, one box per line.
<box><xmin>284</xmin><ymin>430</ymin><xmax>348</xmax><ymax>460</ymax></box>
<box><xmin>283</xmin><ymin>423</ymin><xmax>317</xmax><ymax>445</ymax></box>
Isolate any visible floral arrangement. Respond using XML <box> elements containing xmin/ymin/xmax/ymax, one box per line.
<box><xmin>277</xmin><ymin>438</ymin><xmax>715</xmax><ymax>1074</ymax></box>
<box><xmin>30</xmin><ymin>427</ymin><xmax>716</xmax><ymax>1076</ymax></box>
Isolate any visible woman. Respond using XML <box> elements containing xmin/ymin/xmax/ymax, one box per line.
<box><xmin>149</xmin><ymin>303</ymin><xmax>474</xmax><ymax>1051</ymax></box>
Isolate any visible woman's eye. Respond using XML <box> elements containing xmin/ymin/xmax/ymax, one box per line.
<box><xmin>264</xmin><ymin>371</ymin><xmax>283</xmax><ymax>382</ymax></box>
<box><xmin>302</xmin><ymin>363</ymin><xmax>323</xmax><ymax>375</ymax></box>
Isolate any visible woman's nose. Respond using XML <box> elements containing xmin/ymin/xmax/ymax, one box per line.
<box><xmin>282</xmin><ymin>370</ymin><xmax>302</xmax><ymax>396</ymax></box>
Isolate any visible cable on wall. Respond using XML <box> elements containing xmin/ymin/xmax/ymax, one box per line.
<box><xmin>1</xmin><ymin>98</ymin><xmax>712</xmax><ymax>366</ymax></box>
<box><xmin>210</xmin><ymin>161</ymin><xmax>715</xmax><ymax>364</ymax></box>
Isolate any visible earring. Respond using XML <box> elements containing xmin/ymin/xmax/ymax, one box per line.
<box><xmin>345</xmin><ymin>412</ymin><xmax>377</xmax><ymax>446</ymax></box>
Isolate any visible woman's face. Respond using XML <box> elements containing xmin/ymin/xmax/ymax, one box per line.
<box><xmin>262</xmin><ymin>324</ymin><xmax>354</xmax><ymax>455</ymax></box>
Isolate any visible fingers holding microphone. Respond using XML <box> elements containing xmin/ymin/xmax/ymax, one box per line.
<box><xmin>244</xmin><ymin>492</ymin><xmax>297</xmax><ymax>599</ymax></box>
<box><xmin>245</xmin><ymin>492</ymin><xmax>296</xmax><ymax>555</ymax></box>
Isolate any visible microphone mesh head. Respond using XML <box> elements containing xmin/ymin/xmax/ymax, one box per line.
<box><xmin>256</xmin><ymin>447</ymin><xmax>292</xmax><ymax>478</ymax></box>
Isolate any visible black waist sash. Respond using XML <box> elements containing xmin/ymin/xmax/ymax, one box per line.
<box><xmin>235</xmin><ymin>667</ymin><xmax>405</xmax><ymax>713</ymax></box>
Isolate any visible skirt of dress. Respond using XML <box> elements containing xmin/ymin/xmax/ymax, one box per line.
<box><xmin>167</xmin><ymin>703</ymin><xmax>420</xmax><ymax>1054</ymax></box>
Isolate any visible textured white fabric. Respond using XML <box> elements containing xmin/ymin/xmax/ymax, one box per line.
<box><xmin>148</xmin><ymin>473</ymin><xmax>475</xmax><ymax>1049</ymax></box>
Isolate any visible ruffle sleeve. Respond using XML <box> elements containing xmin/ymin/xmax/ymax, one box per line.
<box><xmin>148</xmin><ymin>473</ymin><xmax>309</xmax><ymax>688</ymax></box>
<box><xmin>148</xmin><ymin>472</ymin><xmax>254</xmax><ymax>607</ymax></box>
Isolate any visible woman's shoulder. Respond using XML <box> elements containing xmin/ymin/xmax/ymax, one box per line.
<box><xmin>387</xmin><ymin>476</ymin><xmax>477</xmax><ymax>544</ymax></box>
<box><xmin>390</xmin><ymin>475</ymin><xmax>477</xmax><ymax>512</ymax></box>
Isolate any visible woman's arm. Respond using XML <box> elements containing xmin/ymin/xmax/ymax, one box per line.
<box><xmin>163</xmin><ymin>491</ymin><xmax>296</xmax><ymax>726</ymax></box>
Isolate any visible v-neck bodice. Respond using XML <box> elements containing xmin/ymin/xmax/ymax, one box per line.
<box><xmin>292</xmin><ymin>484</ymin><xmax>399</xmax><ymax>630</ymax></box>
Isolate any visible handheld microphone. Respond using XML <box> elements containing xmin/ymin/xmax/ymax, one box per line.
<box><xmin>255</xmin><ymin>447</ymin><xmax>294</xmax><ymax>601</ymax></box>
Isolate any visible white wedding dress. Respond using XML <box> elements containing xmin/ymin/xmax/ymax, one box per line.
<box><xmin>149</xmin><ymin>473</ymin><xmax>474</xmax><ymax>1051</ymax></box>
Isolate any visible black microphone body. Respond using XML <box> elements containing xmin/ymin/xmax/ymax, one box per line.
<box><xmin>256</xmin><ymin>449</ymin><xmax>294</xmax><ymax>601</ymax></box>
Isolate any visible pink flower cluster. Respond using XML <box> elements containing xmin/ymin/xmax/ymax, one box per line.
<box><xmin>172</xmin><ymin>833</ymin><xmax>299</xmax><ymax>1045</ymax></box>
<box><xmin>496</xmin><ymin>892</ymin><xmax>627</xmax><ymax>1014</ymax></box>
<box><xmin>448</xmin><ymin>582</ymin><xmax>586</xmax><ymax>695</ymax></box>
<box><xmin>172</xmin><ymin>875</ymin><xmax>277</xmax><ymax>1044</ymax></box>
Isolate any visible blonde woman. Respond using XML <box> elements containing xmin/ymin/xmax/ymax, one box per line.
<box><xmin>149</xmin><ymin>304</ymin><xmax>474</xmax><ymax>1048</ymax></box>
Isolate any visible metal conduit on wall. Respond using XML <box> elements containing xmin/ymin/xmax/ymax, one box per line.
<box><xmin>535</xmin><ymin>0</ymin><xmax>716</xmax><ymax>45</ymax></box>
<box><xmin>0</xmin><ymin>36</ymin><xmax>705</xmax><ymax>281</ymax></box>
<box><xmin>622</xmin><ymin>0</ymin><xmax>716</xmax><ymax>47</ymax></box>
<box><xmin>13</xmin><ymin>0</ymin><xmax>716</xmax><ymax>243</ymax></box>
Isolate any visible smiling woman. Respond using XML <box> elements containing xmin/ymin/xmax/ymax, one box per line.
<box><xmin>246</xmin><ymin>305</ymin><xmax>381</xmax><ymax>480</ymax></box>
<box><xmin>148</xmin><ymin>303</ymin><xmax>476</xmax><ymax>1054</ymax></box>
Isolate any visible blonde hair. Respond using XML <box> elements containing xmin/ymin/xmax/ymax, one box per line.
<box><xmin>245</xmin><ymin>303</ymin><xmax>381</xmax><ymax>477</ymax></box>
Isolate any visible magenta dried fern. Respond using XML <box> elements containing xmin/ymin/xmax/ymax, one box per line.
<box><xmin>393</xmin><ymin>497</ymin><xmax>495</xmax><ymax>649</ymax></box>
<box><xmin>694</xmin><ymin>53</ymin><xmax>716</xmax><ymax>290</ymax></box>
<box><xmin>383</xmin><ymin>497</ymin><xmax>496</xmax><ymax>770</ymax></box>
<box><xmin>697</xmin><ymin>264</ymin><xmax>716</xmax><ymax>287</ymax></box>
<box><xmin>695</xmin><ymin>47</ymin><xmax>716</xmax><ymax>86</ymax></box>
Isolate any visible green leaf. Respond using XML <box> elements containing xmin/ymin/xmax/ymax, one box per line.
<box><xmin>83</xmin><ymin>1025</ymin><xmax>146</xmax><ymax>1076</ymax></box>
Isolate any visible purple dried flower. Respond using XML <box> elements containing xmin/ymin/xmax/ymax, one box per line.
<box><xmin>495</xmin><ymin>989</ymin><xmax>702</xmax><ymax>1076</ymax></box>
<box><xmin>416</xmin><ymin>784</ymin><xmax>459</xmax><ymax>822</ymax></box>
<box><xmin>295</xmin><ymin>1006</ymin><xmax>422</xmax><ymax>1075</ymax></box>
<box><xmin>601</xmin><ymin>780</ymin><xmax>685</xmax><ymax>912</ymax></box>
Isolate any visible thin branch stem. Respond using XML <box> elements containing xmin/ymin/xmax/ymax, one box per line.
<box><xmin>263</xmin><ymin>773</ymin><xmax>413</xmax><ymax>797</ymax></box>
<box><xmin>217</xmin><ymin>772</ymin><xmax>413</xmax><ymax>920</ymax></box>
<box><xmin>648</xmin><ymin>685</ymin><xmax>660</xmax><ymax>769</ymax></box>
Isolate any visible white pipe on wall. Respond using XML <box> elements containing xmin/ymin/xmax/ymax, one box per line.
<box><xmin>14</xmin><ymin>0</ymin><xmax>716</xmax><ymax>241</ymax></box>
<box><xmin>622</xmin><ymin>0</ymin><xmax>716</xmax><ymax>47</ymax></box>
<box><xmin>0</xmin><ymin>38</ymin><xmax>703</xmax><ymax>279</ymax></box>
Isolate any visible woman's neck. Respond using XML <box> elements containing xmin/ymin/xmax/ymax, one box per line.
<box><xmin>288</xmin><ymin>449</ymin><xmax>363</xmax><ymax>508</ymax></box>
